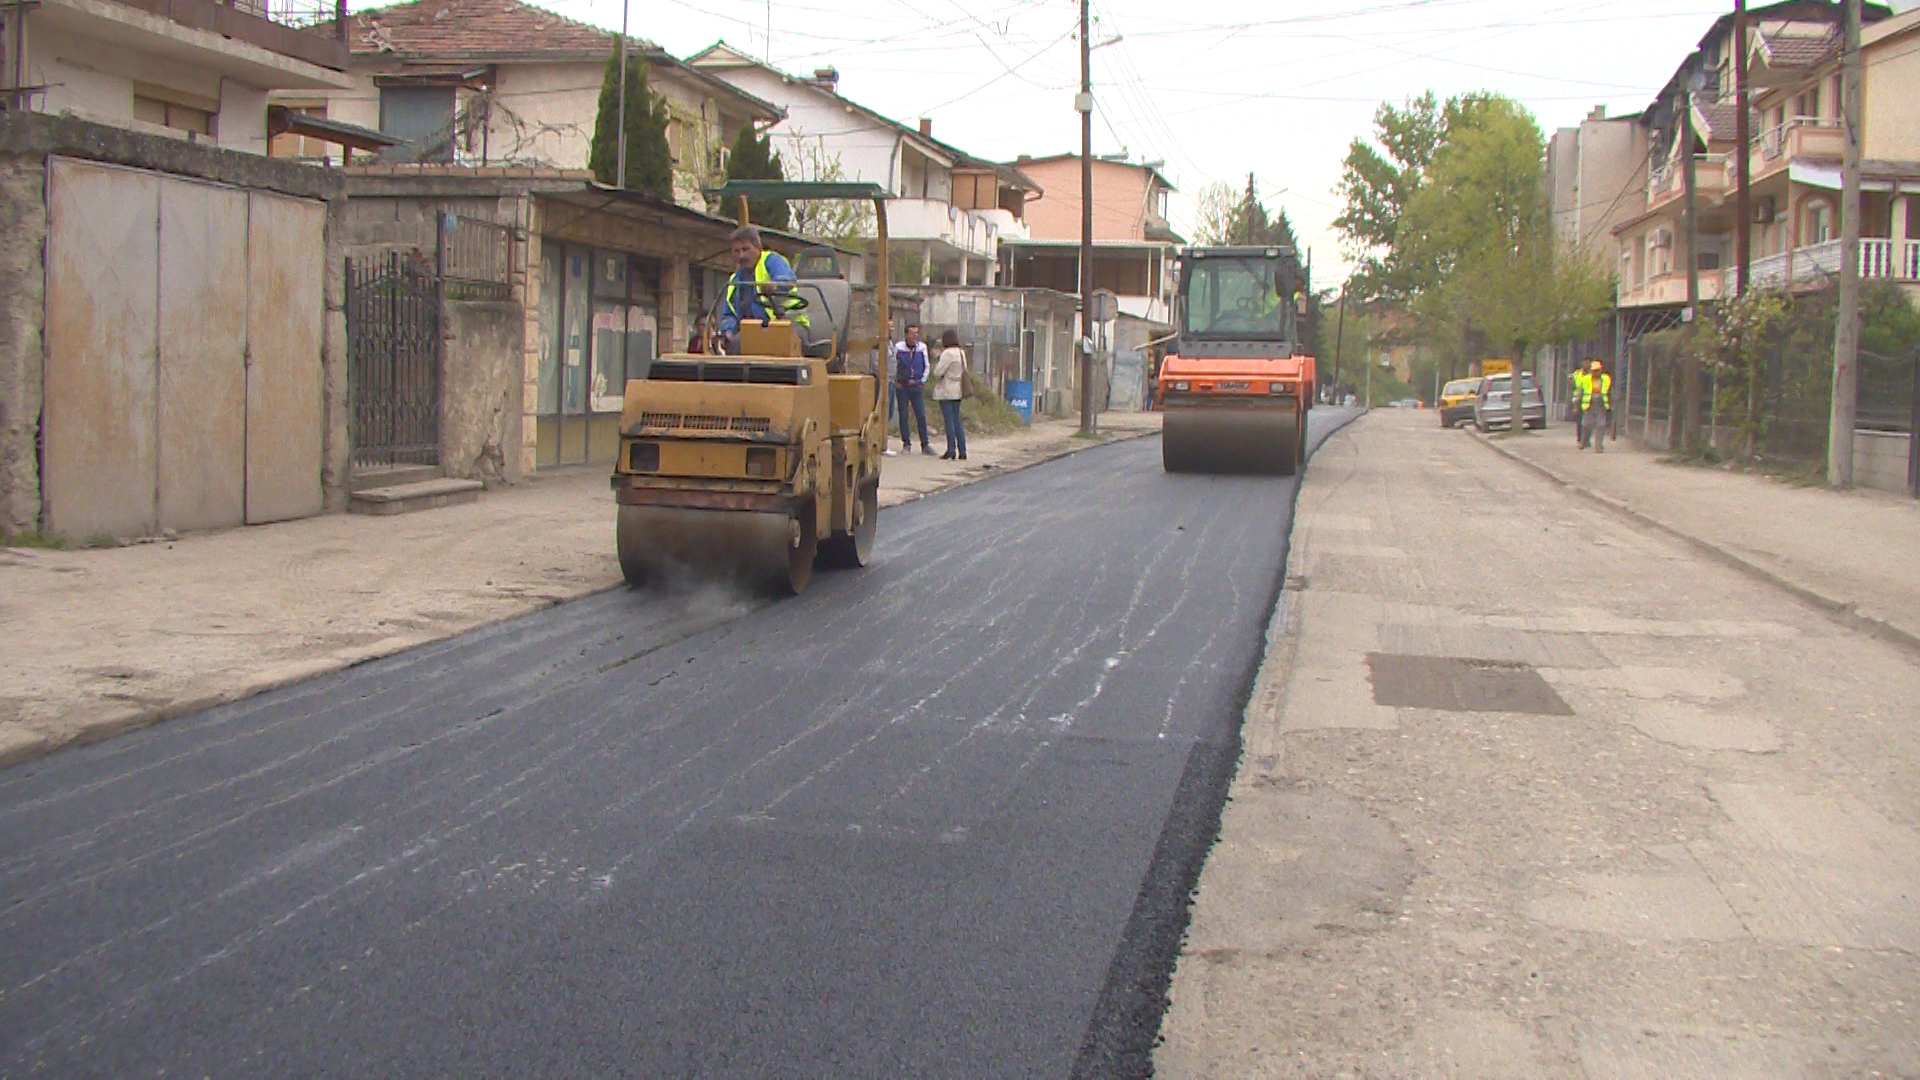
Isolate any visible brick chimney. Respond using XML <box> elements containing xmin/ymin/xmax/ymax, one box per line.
<box><xmin>919</xmin><ymin>117</ymin><xmax>933</xmax><ymax>137</ymax></box>
<box><xmin>811</xmin><ymin>67</ymin><xmax>839</xmax><ymax>93</ymax></box>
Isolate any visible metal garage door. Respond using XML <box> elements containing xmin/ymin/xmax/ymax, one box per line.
<box><xmin>43</xmin><ymin>158</ymin><xmax>326</xmax><ymax>539</ymax></box>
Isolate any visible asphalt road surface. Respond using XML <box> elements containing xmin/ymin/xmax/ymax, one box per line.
<box><xmin>0</xmin><ymin>409</ymin><xmax>1353</xmax><ymax>1077</ymax></box>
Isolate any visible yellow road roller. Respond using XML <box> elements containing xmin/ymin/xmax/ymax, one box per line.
<box><xmin>610</xmin><ymin>181</ymin><xmax>893</xmax><ymax>595</ymax></box>
<box><xmin>1158</xmin><ymin>246</ymin><xmax>1316</xmax><ymax>475</ymax></box>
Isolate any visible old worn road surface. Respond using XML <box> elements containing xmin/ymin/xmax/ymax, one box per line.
<box><xmin>0</xmin><ymin>411</ymin><xmax>1350</xmax><ymax>1077</ymax></box>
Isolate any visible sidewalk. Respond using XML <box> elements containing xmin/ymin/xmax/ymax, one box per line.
<box><xmin>1158</xmin><ymin>409</ymin><xmax>1920</xmax><ymax>1076</ymax></box>
<box><xmin>0</xmin><ymin>411</ymin><xmax>1159</xmax><ymax>769</ymax></box>
<box><xmin>1479</xmin><ymin>423</ymin><xmax>1920</xmax><ymax>652</ymax></box>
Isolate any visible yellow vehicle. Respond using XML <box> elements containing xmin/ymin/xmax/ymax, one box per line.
<box><xmin>1438</xmin><ymin>377</ymin><xmax>1483</xmax><ymax>428</ymax></box>
<box><xmin>610</xmin><ymin>181</ymin><xmax>892</xmax><ymax>595</ymax></box>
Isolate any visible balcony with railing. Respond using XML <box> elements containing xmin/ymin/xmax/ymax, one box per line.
<box><xmin>81</xmin><ymin>0</ymin><xmax>351</xmax><ymax>71</ymax></box>
<box><xmin>1734</xmin><ymin>237</ymin><xmax>1920</xmax><ymax>291</ymax></box>
<box><xmin>1649</xmin><ymin>153</ymin><xmax>1732</xmax><ymax>211</ymax></box>
<box><xmin>1750</xmin><ymin>116</ymin><xmax>1843</xmax><ymax>182</ymax></box>
<box><xmin>887</xmin><ymin>197</ymin><xmax>1002</xmax><ymax>261</ymax></box>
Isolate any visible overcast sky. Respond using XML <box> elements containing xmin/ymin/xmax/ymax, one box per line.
<box><xmin>372</xmin><ymin>0</ymin><xmax>1918</xmax><ymax>282</ymax></box>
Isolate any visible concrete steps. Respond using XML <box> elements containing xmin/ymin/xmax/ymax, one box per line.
<box><xmin>349</xmin><ymin>477</ymin><xmax>485</xmax><ymax>516</ymax></box>
<box><xmin>351</xmin><ymin>464</ymin><xmax>443</xmax><ymax>493</ymax></box>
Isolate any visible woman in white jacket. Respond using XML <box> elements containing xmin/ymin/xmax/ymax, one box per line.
<box><xmin>931</xmin><ymin>329</ymin><xmax>969</xmax><ymax>460</ymax></box>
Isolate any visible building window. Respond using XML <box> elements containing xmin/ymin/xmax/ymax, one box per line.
<box><xmin>379</xmin><ymin>84</ymin><xmax>456</xmax><ymax>162</ymax></box>
<box><xmin>1807</xmin><ymin>201</ymin><xmax>1833</xmax><ymax>244</ymax></box>
<box><xmin>133</xmin><ymin>84</ymin><xmax>217</xmax><ymax>138</ymax></box>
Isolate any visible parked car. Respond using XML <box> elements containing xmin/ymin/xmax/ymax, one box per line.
<box><xmin>1438</xmin><ymin>377</ymin><xmax>1482</xmax><ymax>428</ymax></box>
<box><xmin>1474</xmin><ymin>372</ymin><xmax>1546</xmax><ymax>431</ymax></box>
<box><xmin>1390</xmin><ymin>397</ymin><xmax>1420</xmax><ymax>409</ymax></box>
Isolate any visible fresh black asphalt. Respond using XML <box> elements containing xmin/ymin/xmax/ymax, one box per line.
<box><xmin>0</xmin><ymin>410</ymin><xmax>1352</xmax><ymax>1077</ymax></box>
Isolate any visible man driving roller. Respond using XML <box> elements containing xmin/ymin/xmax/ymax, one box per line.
<box><xmin>718</xmin><ymin>225</ymin><xmax>808</xmax><ymax>354</ymax></box>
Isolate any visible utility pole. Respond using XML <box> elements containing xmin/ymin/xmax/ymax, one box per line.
<box><xmin>1734</xmin><ymin>0</ymin><xmax>1752</xmax><ymax>295</ymax></box>
<box><xmin>1681</xmin><ymin>64</ymin><xmax>1702</xmax><ymax>449</ymax></box>
<box><xmin>1830</xmin><ymin>0</ymin><xmax>1863</xmax><ymax>487</ymax></box>
<box><xmin>614</xmin><ymin>0</ymin><xmax>629</xmax><ymax>188</ymax></box>
<box><xmin>1076</xmin><ymin>0</ymin><xmax>1095</xmax><ymax>434</ymax></box>
<box><xmin>1331</xmin><ymin>287</ymin><xmax>1348</xmax><ymax>402</ymax></box>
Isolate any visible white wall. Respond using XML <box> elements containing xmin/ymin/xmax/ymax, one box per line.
<box><xmin>29</xmin><ymin>19</ymin><xmax>272</xmax><ymax>152</ymax></box>
<box><xmin>490</xmin><ymin>61</ymin><xmax>597</xmax><ymax>168</ymax></box>
<box><xmin>708</xmin><ymin>66</ymin><xmax>903</xmax><ymax>194</ymax></box>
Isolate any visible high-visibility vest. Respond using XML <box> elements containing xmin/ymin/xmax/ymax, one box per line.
<box><xmin>1579</xmin><ymin>372</ymin><xmax>1611</xmax><ymax>410</ymax></box>
<box><xmin>726</xmin><ymin>251</ymin><xmax>809</xmax><ymax>328</ymax></box>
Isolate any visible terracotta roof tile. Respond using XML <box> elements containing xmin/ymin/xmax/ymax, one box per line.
<box><xmin>350</xmin><ymin>0</ymin><xmax>633</xmax><ymax>59</ymax></box>
<box><xmin>1760</xmin><ymin>27</ymin><xmax>1840</xmax><ymax>68</ymax></box>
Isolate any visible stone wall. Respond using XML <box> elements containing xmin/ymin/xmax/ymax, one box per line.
<box><xmin>0</xmin><ymin>153</ymin><xmax>47</xmax><ymax>536</ymax></box>
<box><xmin>1854</xmin><ymin>429</ymin><xmax>1913</xmax><ymax>496</ymax></box>
<box><xmin>441</xmin><ymin>300</ymin><xmax>526</xmax><ymax>486</ymax></box>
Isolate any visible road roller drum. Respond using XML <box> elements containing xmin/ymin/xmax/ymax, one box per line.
<box><xmin>1162</xmin><ymin>405</ymin><xmax>1300</xmax><ymax>475</ymax></box>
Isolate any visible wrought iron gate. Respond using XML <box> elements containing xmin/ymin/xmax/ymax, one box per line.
<box><xmin>346</xmin><ymin>252</ymin><xmax>441</xmax><ymax>469</ymax></box>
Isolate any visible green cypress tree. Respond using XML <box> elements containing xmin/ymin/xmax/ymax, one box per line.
<box><xmin>725</xmin><ymin>125</ymin><xmax>789</xmax><ymax>230</ymax></box>
<box><xmin>588</xmin><ymin>44</ymin><xmax>673</xmax><ymax>198</ymax></box>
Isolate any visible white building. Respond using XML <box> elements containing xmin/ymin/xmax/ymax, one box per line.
<box><xmin>688</xmin><ymin>42</ymin><xmax>1039</xmax><ymax>285</ymax></box>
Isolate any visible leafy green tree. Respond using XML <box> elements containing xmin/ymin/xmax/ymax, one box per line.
<box><xmin>588</xmin><ymin>45</ymin><xmax>673</xmax><ymax>197</ymax></box>
<box><xmin>1334</xmin><ymin>93</ymin><xmax>1449</xmax><ymax>304</ymax></box>
<box><xmin>724</xmin><ymin>125</ymin><xmax>790</xmax><ymax>230</ymax></box>
<box><xmin>1342</xmin><ymin>92</ymin><xmax>1610</xmax><ymax>398</ymax></box>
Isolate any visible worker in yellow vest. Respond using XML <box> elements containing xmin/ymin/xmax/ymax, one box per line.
<box><xmin>1569</xmin><ymin>366</ymin><xmax>1589</xmax><ymax>443</ymax></box>
<box><xmin>1577</xmin><ymin>358</ymin><xmax>1612</xmax><ymax>453</ymax></box>
<box><xmin>719</xmin><ymin>225</ymin><xmax>809</xmax><ymax>354</ymax></box>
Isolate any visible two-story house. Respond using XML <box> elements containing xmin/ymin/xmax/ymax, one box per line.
<box><xmin>688</xmin><ymin>43</ymin><xmax>1040</xmax><ymax>285</ymax></box>
<box><xmin>278</xmin><ymin>0</ymin><xmax>782</xmax><ymax>210</ymax></box>
<box><xmin>998</xmin><ymin>153</ymin><xmax>1181</xmax><ymax>327</ymax></box>
<box><xmin>3</xmin><ymin>0</ymin><xmax>358</xmax><ymax>541</ymax></box>
<box><xmin>1743</xmin><ymin>4</ymin><xmax>1920</xmax><ymax>299</ymax></box>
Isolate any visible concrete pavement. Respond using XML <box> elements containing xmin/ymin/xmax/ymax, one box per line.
<box><xmin>1159</xmin><ymin>408</ymin><xmax>1920</xmax><ymax>1077</ymax></box>
<box><xmin>0</xmin><ymin>412</ymin><xmax>1159</xmax><ymax>770</ymax></box>
<box><xmin>1480</xmin><ymin>423</ymin><xmax>1920</xmax><ymax>653</ymax></box>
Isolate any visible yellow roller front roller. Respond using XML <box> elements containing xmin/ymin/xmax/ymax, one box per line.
<box><xmin>1161</xmin><ymin>404</ymin><xmax>1301</xmax><ymax>476</ymax></box>
<box><xmin>617</xmin><ymin>505</ymin><xmax>816</xmax><ymax>595</ymax></box>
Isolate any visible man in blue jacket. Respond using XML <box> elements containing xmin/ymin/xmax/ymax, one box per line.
<box><xmin>891</xmin><ymin>322</ymin><xmax>932</xmax><ymax>455</ymax></box>
<box><xmin>717</xmin><ymin>226</ymin><xmax>807</xmax><ymax>354</ymax></box>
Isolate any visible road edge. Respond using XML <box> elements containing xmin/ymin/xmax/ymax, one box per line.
<box><xmin>0</xmin><ymin>426</ymin><xmax>1162</xmax><ymax>774</ymax></box>
<box><xmin>1071</xmin><ymin>408</ymin><xmax>1365</xmax><ymax>1079</ymax></box>
<box><xmin>1472</xmin><ymin>430</ymin><xmax>1920</xmax><ymax>659</ymax></box>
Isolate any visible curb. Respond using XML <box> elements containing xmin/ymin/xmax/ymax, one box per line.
<box><xmin>1472</xmin><ymin>430</ymin><xmax>1920</xmax><ymax>659</ymax></box>
<box><xmin>881</xmin><ymin>426</ymin><xmax>1158</xmax><ymax>509</ymax></box>
<box><xmin>1</xmin><ymin>424</ymin><xmax>1165</xmax><ymax>774</ymax></box>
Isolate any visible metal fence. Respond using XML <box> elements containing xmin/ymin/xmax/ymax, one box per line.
<box><xmin>346</xmin><ymin>253</ymin><xmax>441</xmax><ymax>469</ymax></box>
<box><xmin>1618</xmin><ymin>284</ymin><xmax>1919</xmax><ymax>493</ymax></box>
<box><xmin>439</xmin><ymin>213</ymin><xmax>512</xmax><ymax>301</ymax></box>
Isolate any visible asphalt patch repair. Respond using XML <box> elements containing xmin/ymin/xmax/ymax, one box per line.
<box><xmin>1366</xmin><ymin>652</ymin><xmax>1574</xmax><ymax>715</ymax></box>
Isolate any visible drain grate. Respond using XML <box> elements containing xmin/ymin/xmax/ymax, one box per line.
<box><xmin>1365</xmin><ymin>653</ymin><xmax>1573</xmax><ymax>715</ymax></box>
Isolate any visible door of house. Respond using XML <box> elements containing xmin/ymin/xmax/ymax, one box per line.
<box><xmin>345</xmin><ymin>252</ymin><xmax>441</xmax><ymax>470</ymax></box>
<box><xmin>42</xmin><ymin>157</ymin><xmax>325</xmax><ymax>540</ymax></box>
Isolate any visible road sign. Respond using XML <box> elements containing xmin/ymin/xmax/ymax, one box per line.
<box><xmin>1090</xmin><ymin>289</ymin><xmax>1118</xmax><ymax>323</ymax></box>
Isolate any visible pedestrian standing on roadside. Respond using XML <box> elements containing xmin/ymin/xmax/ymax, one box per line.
<box><xmin>1578</xmin><ymin>358</ymin><xmax>1612</xmax><ymax>453</ymax></box>
<box><xmin>892</xmin><ymin>322</ymin><xmax>933</xmax><ymax>455</ymax></box>
<box><xmin>932</xmin><ymin>329</ymin><xmax>969</xmax><ymax>461</ymax></box>
<box><xmin>1569</xmin><ymin>365</ymin><xmax>1588</xmax><ymax>442</ymax></box>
